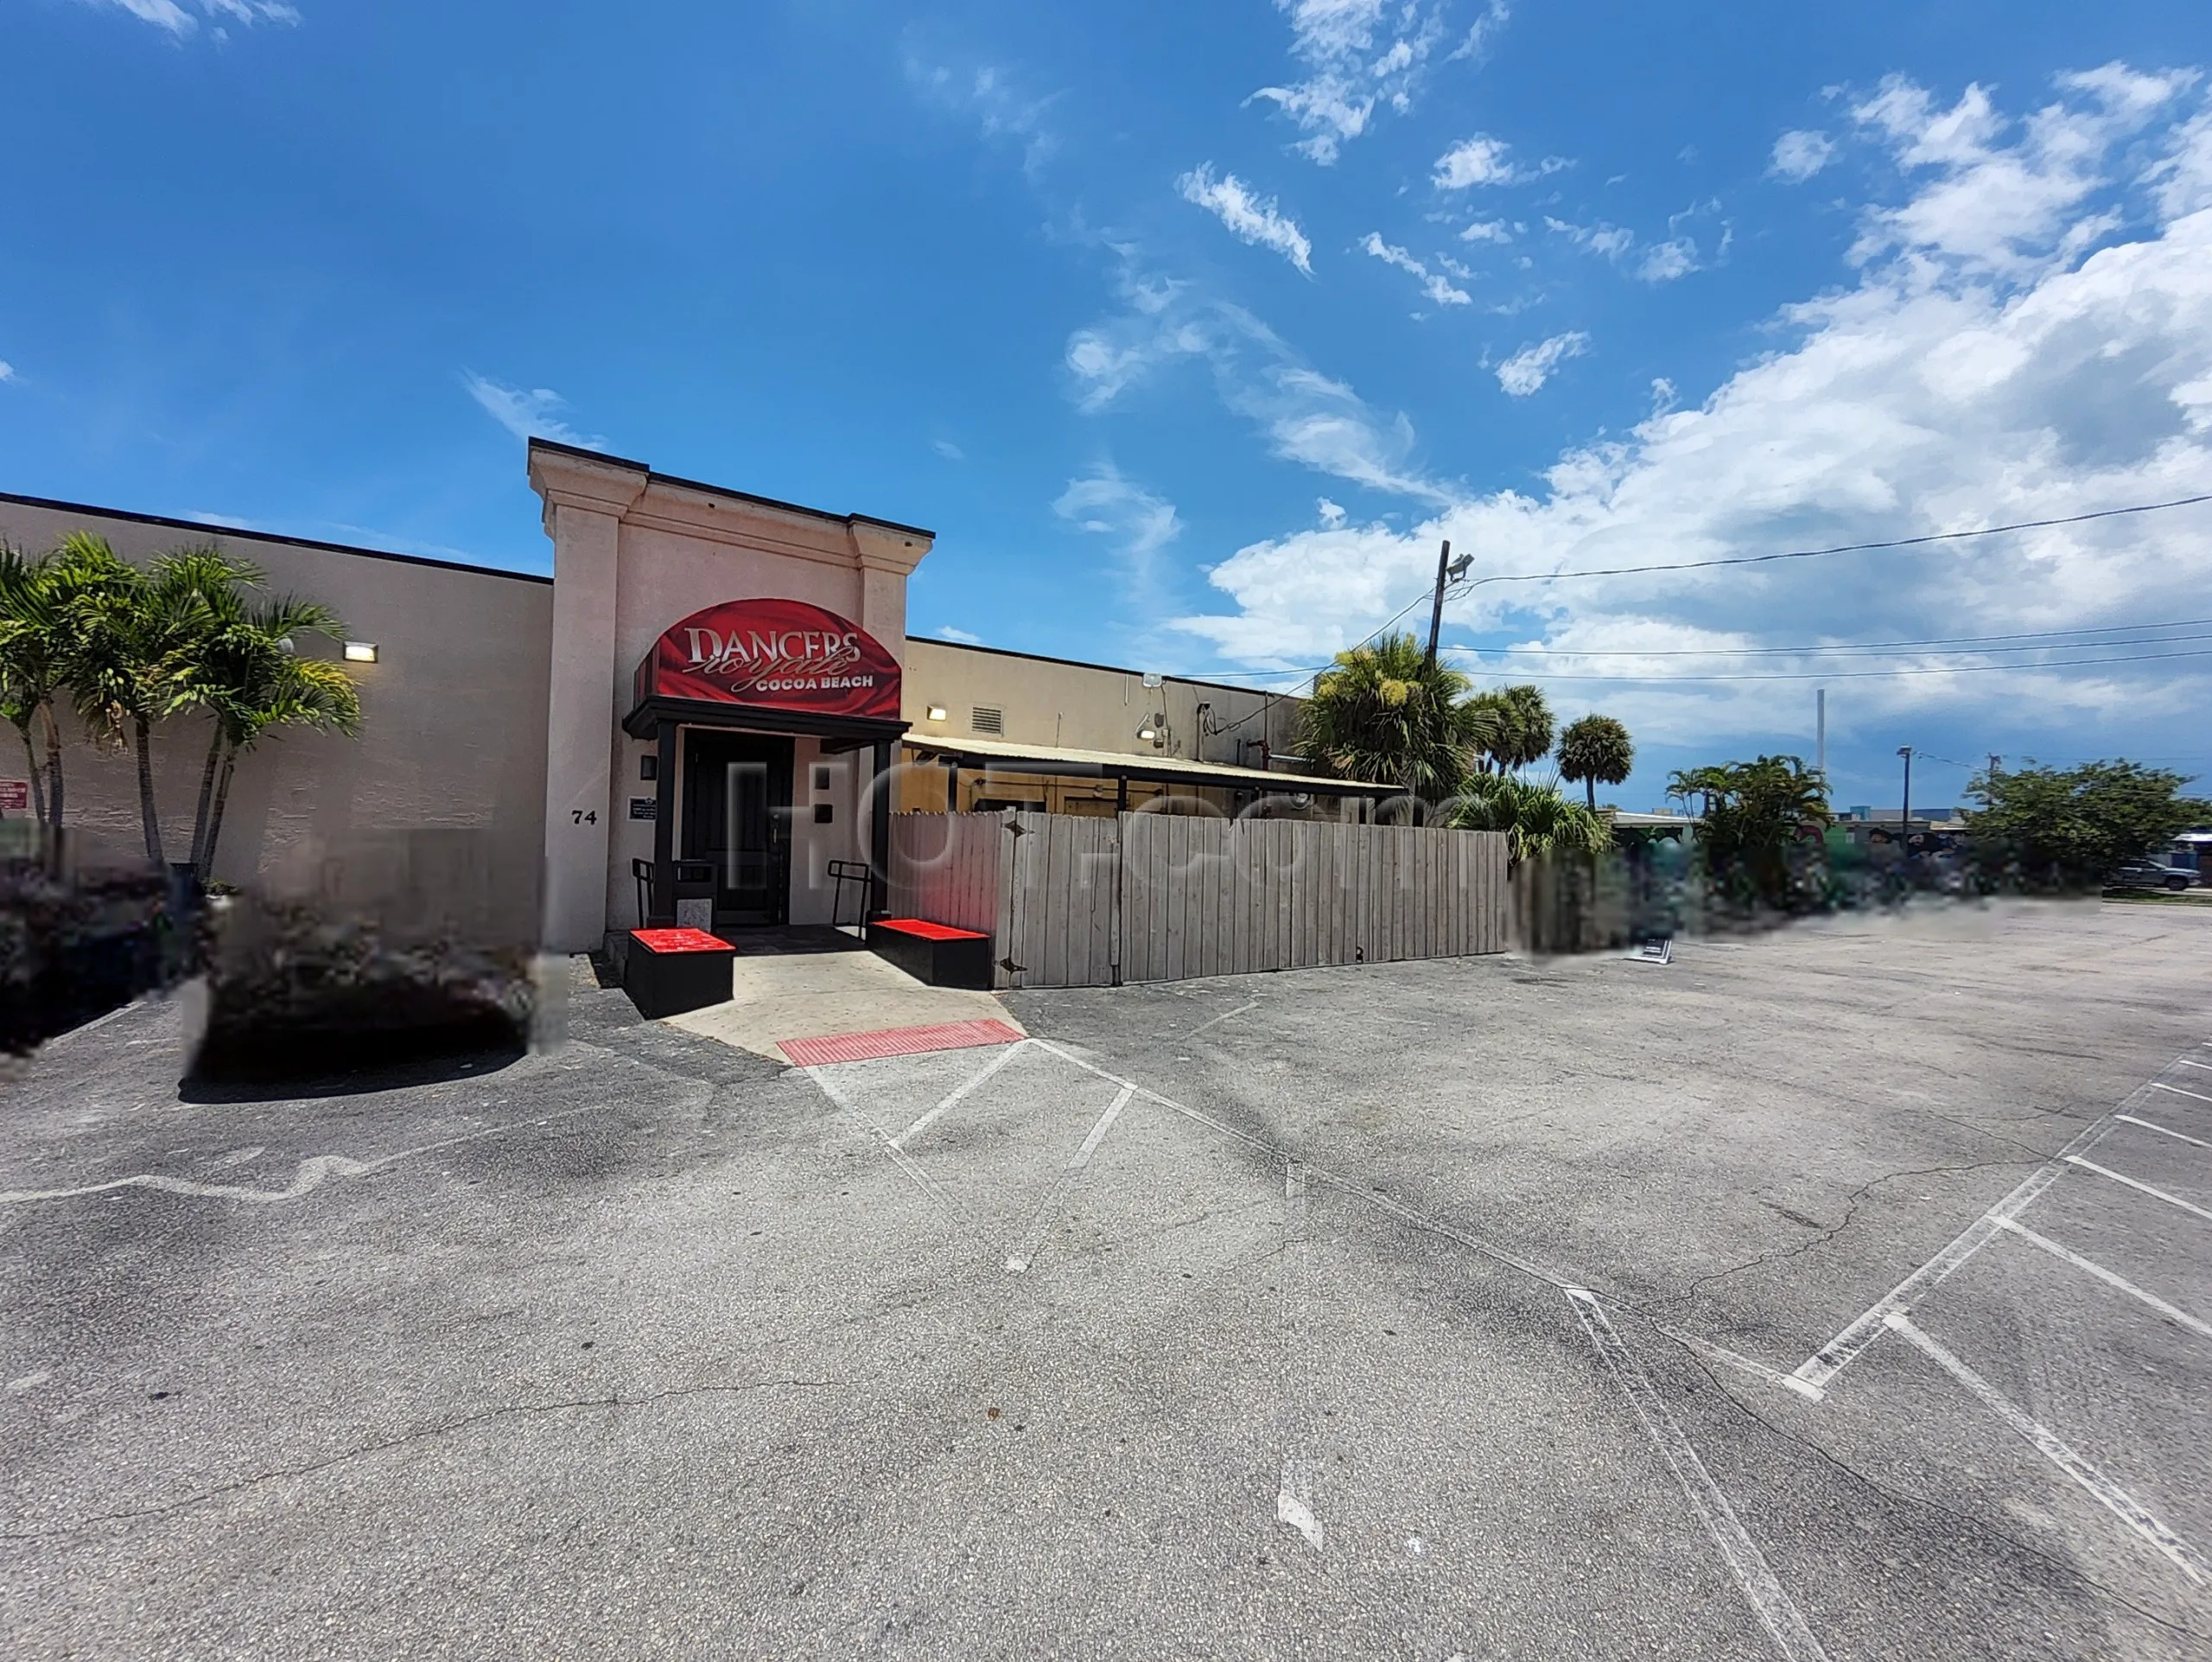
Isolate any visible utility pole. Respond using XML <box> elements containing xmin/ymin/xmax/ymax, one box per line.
<box><xmin>1424</xmin><ymin>540</ymin><xmax>1452</xmax><ymax>672</ymax></box>
<box><xmin>1815</xmin><ymin>689</ymin><xmax>1826</xmax><ymax>777</ymax></box>
<box><xmin>1897</xmin><ymin>745</ymin><xmax>1913</xmax><ymax>856</ymax></box>
<box><xmin>1422</xmin><ymin>540</ymin><xmax>1474</xmax><ymax>672</ymax></box>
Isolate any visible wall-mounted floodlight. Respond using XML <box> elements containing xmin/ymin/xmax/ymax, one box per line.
<box><xmin>1141</xmin><ymin>672</ymin><xmax>1163</xmax><ymax>689</ymax></box>
<box><xmin>1137</xmin><ymin>723</ymin><xmax>1158</xmax><ymax>742</ymax></box>
<box><xmin>926</xmin><ymin>704</ymin><xmax>949</xmax><ymax>722</ymax></box>
<box><xmin>343</xmin><ymin>641</ymin><xmax>378</xmax><ymax>663</ymax></box>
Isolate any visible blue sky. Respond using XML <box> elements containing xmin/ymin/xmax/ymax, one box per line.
<box><xmin>7</xmin><ymin>1</ymin><xmax>2212</xmax><ymax>812</ymax></box>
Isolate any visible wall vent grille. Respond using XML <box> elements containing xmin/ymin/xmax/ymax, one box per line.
<box><xmin>971</xmin><ymin>706</ymin><xmax>1005</xmax><ymax>735</ymax></box>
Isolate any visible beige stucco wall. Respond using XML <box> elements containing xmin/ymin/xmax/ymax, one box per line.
<box><xmin>0</xmin><ymin>495</ymin><xmax>552</xmax><ymax>894</ymax></box>
<box><xmin>899</xmin><ymin>640</ymin><xmax>1306</xmax><ymax>767</ymax></box>
<box><xmin>528</xmin><ymin>443</ymin><xmax>928</xmax><ymax>950</ymax></box>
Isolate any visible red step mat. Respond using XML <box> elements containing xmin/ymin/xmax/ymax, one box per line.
<box><xmin>779</xmin><ymin>1018</ymin><xmax>1025</xmax><ymax>1067</ymax></box>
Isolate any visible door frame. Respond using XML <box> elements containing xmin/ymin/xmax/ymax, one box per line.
<box><xmin>679</xmin><ymin>729</ymin><xmax>795</xmax><ymax>927</ymax></box>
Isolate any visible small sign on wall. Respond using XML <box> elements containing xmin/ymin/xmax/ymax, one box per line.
<box><xmin>629</xmin><ymin>798</ymin><xmax>657</xmax><ymax>820</ymax></box>
<box><xmin>0</xmin><ymin>780</ymin><xmax>29</xmax><ymax>815</ymax></box>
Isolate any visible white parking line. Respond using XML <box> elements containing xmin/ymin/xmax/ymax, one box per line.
<box><xmin>1003</xmin><ymin>1085</ymin><xmax>1134</xmax><ymax>1273</ymax></box>
<box><xmin>806</xmin><ymin>1064</ymin><xmax>971</xmax><ymax>1224</ymax></box>
<box><xmin>891</xmin><ymin>1040</ymin><xmax>1032</xmax><ymax>1150</ymax></box>
<box><xmin>1660</xmin><ymin>1326</ymin><xmax>1825</xmax><ymax>1401</ymax></box>
<box><xmin>2064</xmin><ymin>1156</ymin><xmax>2212</xmax><ymax>1223</ymax></box>
<box><xmin>1885</xmin><ymin>1312</ymin><xmax>2209</xmax><ymax>1586</ymax></box>
<box><xmin>1569</xmin><ymin>1290</ymin><xmax>1832</xmax><ymax>1662</ymax></box>
<box><xmin>2116</xmin><ymin>1113</ymin><xmax>2211</xmax><ymax>1149</ymax></box>
<box><xmin>1275</xmin><ymin>1160</ymin><xmax>1325</xmax><ymax>1552</ymax></box>
<box><xmin>1790</xmin><ymin>1108</ymin><xmax>2120</xmax><ymax>1394</ymax></box>
<box><xmin>2151</xmin><ymin>1080</ymin><xmax>2212</xmax><ymax>1106</ymax></box>
<box><xmin>1994</xmin><ymin>1217</ymin><xmax>2212</xmax><ymax>1341</ymax></box>
<box><xmin>2174</xmin><ymin>1058</ymin><xmax>2212</xmax><ymax>1071</ymax></box>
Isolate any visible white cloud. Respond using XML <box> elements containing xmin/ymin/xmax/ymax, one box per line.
<box><xmin>1434</xmin><ymin>134</ymin><xmax>1567</xmax><ymax>189</ymax></box>
<box><xmin>1054</xmin><ymin>465</ymin><xmax>1184</xmax><ymax>596</ymax></box>
<box><xmin>86</xmin><ymin>0</ymin><xmax>297</xmax><ymax>33</ymax></box>
<box><xmin>0</xmin><ymin>361</ymin><xmax>15</xmax><ymax>384</ymax></box>
<box><xmin>1434</xmin><ymin>134</ymin><xmax>1512</xmax><ymax>188</ymax></box>
<box><xmin>1548</xmin><ymin>216</ymin><xmax>1705</xmax><ymax>282</ymax></box>
<box><xmin>1064</xmin><ymin>257</ymin><xmax>1456</xmax><ymax>504</ymax></box>
<box><xmin>1252</xmin><ymin>1</ymin><xmax>1465</xmax><ymax>164</ymax></box>
<box><xmin>1170</xmin><ymin>70</ymin><xmax>2212</xmax><ymax>757</ymax></box>
<box><xmin>935</xmin><ymin>625</ymin><xmax>983</xmax><ymax>645</ymax></box>
<box><xmin>1770</xmin><ymin>130</ymin><xmax>1837</xmax><ymax>182</ymax></box>
<box><xmin>1849</xmin><ymin>66</ymin><xmax>2192</xmax><ymax>272</ymax></box>
<box><xmin>1459</xmin><ymin>219</ymin><xmax>1514</xmax><ymax>243</ymax></box>
<box><xmin>1495</xmin><ymin>330</ymin><xmax>1590</xmax><ymax>395</ymax></box>
<box><xmin>461</xmin><ymin>373</ymin><xmax>605</xmax><ymax>450</ymax></box>
<box><xmin>931</xmin><ymin>438</ymin><xmax>966</xmax><ymax>461</ymax></box>
<box><xmin>1358</xmin><ymin>232</ymin><xmax>1470</xmax><ymax>306</ymax></box>
<box><xmin>1177</xmin><ymin>166</ymin><xmax>1314</xmax><ymax>273</ymax></box>
<box><xmin>1636</xmin><ymin>238</ymin><xmax>1700</xmax><ymax>282</ymax></box>
<box><xmin>1318</xmin><ymin>497</ymin><xmax>1347</xmax><ymax>526</ymax></box>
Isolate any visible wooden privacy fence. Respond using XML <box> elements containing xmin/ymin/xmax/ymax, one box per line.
<box><xmin>885</xmin><ymin>811</ymin><xmax>1510</xmax><ymax>990</ymax></box>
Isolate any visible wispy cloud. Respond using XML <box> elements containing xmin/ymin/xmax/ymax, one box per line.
<box><xmin>86</xmin><ymin>0</ymin><xmax>299</xmax><ymax>35</ymax></box>
<box><xmin>1495</xmin><ymin>330</ymin><xmax>1589</xmax><ymax>395</ymax></box>
<box><xmin>905</xmin><ymin>54</ymin><xmax>1059</xmax><ymax>179</ymax></box>
<box><xmin>1770</xmin><ymin>130</ymin><xmax>1836</xmax><ymax>182</ymax></box>
<box><xmin>935</xmin><ymin>624</ymin><xmax>983</xmax><ymax>645</ymax></box>
<box><xmin>1065</xmin><ymin>256</ymin><xmax>1457</xmax><ymax>504</ymax></box>
<box><xmin>1459</xmin><ymin>219</ymin><xmax>1514</xmax><ymax>243</ymax></box>
<box><xmin>1546</xmin><ymin>213</ymin><xmax>1710</xmax><ymax>283</ymax></box>
<box><xmin>1175</xmin><ymin>69</ymin><xmax>2212</xmax><ymax>756</ymax></box>
<box><xmin>0</xmin><ymin>360</ymin><xmax>15</xmax><ymax>385</ymax></box>
<box><xmin>1177</xmin><ymin>166</ymin><xmax>1313</xmax><ymax>273</ymax></box>
<box><xmin>1358</xmin><ymin>232</ymin><xmax>1470</xmax><ymax>306</ymax></box>
<box><xmin>1433</xmin><ymin>133</ymin><xmax>1566</xmax><ymax>189</ymax></box>
<box><xmin>931</xmin><ymin>437</ymin><xmax>966</xmax><ymax>461</ymax></box>
<box><xmin>461</xmin><ymin>373</ymin><xmax>605</xmax><ymax>450</ymax></box>
<box><xmin>1251</xmin><ymin>1</ymin><xmax>1468</xmax><ymax>165</ymax></box>
<box><xmin>1054</xmin><ymin>464</ymin><xmax>1184</xmax><ymax>596</ymax></box>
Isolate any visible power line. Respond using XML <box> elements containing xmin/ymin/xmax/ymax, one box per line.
<box><xmin>1452</xmin><ymin>621</ymin><xmax>2212</xmax><ymax>660</ymax></box>
<box><xmin>1179</xmin><ymin>487</ymin><xmax>2212</xmax><ymax>690</ymax></box>
<box><xmin>1433</xmin><ymin>645</ymin><xmax>2212</xmax><ymax>683</ymax></box>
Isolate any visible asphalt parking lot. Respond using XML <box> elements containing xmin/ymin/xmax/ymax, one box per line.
<box><xmin>3</xmin><ymin>899</ymin><xmax>2209</xmax><ymax>1660</ymax></box>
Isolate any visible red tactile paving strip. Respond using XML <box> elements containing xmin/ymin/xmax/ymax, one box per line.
<box><xmin>779</xmin><ymin>1019</ymin><xmax>1025</xmax><ymax>1067</ymax></box>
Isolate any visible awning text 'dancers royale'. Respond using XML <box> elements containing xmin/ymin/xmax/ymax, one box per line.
<box><xmin>632</xmin><ymin>599</ymin><xmax>902</xmax><ymax>722</ymax></box>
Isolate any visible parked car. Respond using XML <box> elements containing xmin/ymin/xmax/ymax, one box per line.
<box><xmin>2107</xmin><ymin>860</ymin><xmax>2196</xmax><ymax>892</ymax></box>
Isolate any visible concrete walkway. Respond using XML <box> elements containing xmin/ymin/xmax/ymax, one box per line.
<box><xmin>660</xmin><ymin>931</ymin><xmax>1022</xmax><ymax>1060</ymax></box>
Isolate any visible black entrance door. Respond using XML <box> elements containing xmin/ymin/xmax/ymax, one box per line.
<box><xmin>682</xmin><ymin>732</ymin><xmax>793</xmax><ymax>926</ymax></box>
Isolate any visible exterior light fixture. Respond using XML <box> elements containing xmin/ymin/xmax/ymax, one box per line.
<box><xmin>1137</xmin><ymin>723</ymin><xmax>1157</xmax><ymax>742</ymax></box>
<box><xmin>343</xmin><ymin>641</ymin><xmax>378</xmax><ymax>663</ymax></box>
<box><xmin>927</xmin><ymin>704</ymin><xmax>948</xmax><ymax>722</ymax></box>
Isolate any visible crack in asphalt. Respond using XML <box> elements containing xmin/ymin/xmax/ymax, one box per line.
<box><xmin>2</xmin><ymin>1378</ymin><xmax>843</xmax><ymax>1542</ymax></box>
<box><xmin>1662</xmin><ymin>1334</ymin><xmax>2212</xmax><ymax>1646</ymax></box>
<box><xmin>1653</xmin><ymin>1157</ymin><xmax>2042</xmax><ymax>1313</ymax></box>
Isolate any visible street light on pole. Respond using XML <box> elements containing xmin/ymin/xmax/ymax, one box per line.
<box><xmin>1423</xmin><ymin>540</ymin><xmax>1475</xmax><ymax>673</ymax></box>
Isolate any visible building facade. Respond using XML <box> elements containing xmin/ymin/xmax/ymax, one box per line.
<box><xmin>3</xmin><ymin>443</ymin><xmax>1364</xmax><ymax>955</ymax></box>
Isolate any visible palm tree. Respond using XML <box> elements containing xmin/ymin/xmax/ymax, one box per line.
<box><xmin>1302</xmin><ymin>632</ymin><xmax>1496</xmax><ymax>801</ymax></box>
<box><xmin>1669</xmin><ymin>755</ymin><xmax>1833</xmax><ymax>907</ymax></box>
<box><xmin>0</xmin><ymin>538</ymin><xmax>137</xmax><ymax>829</ymax></box>
<box><xmin>0</xmin><ymin>544</ymin><xmax>61</xmax><ymax>825</ymax></box>
<box><xmin>1446</xmin><ymin>770</ymin><xmax>1612</xmax><ymax>864</ymax></box>
<box><xmin>191</xmin><ymin>599</ymin><xmax>361</xmax><ymax>880</ymax></box>
<box><xmin>62</xmin><ymin>539</ymin><xmax>252</xmax><ymax>865</ymax></box>
<box><xmin>1557</xmin><ymin>714</ymin><xmax>1635</xmax><ymax>810</ymax></box>
<box><xmin>1665</xmin><ymin>764</ymin><xmax>1732</xmax><ymax>818</ymax></box>
<box><xmin>1469</xmin><ymin>683</ymin><xmax>1555</xmax><ymax>774</ymax></box>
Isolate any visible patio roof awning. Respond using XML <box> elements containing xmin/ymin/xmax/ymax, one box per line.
<box><xmin>899</xmin><ymin>732</ymin><xmax>1390</xmax><ymax>797</ymax></box>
